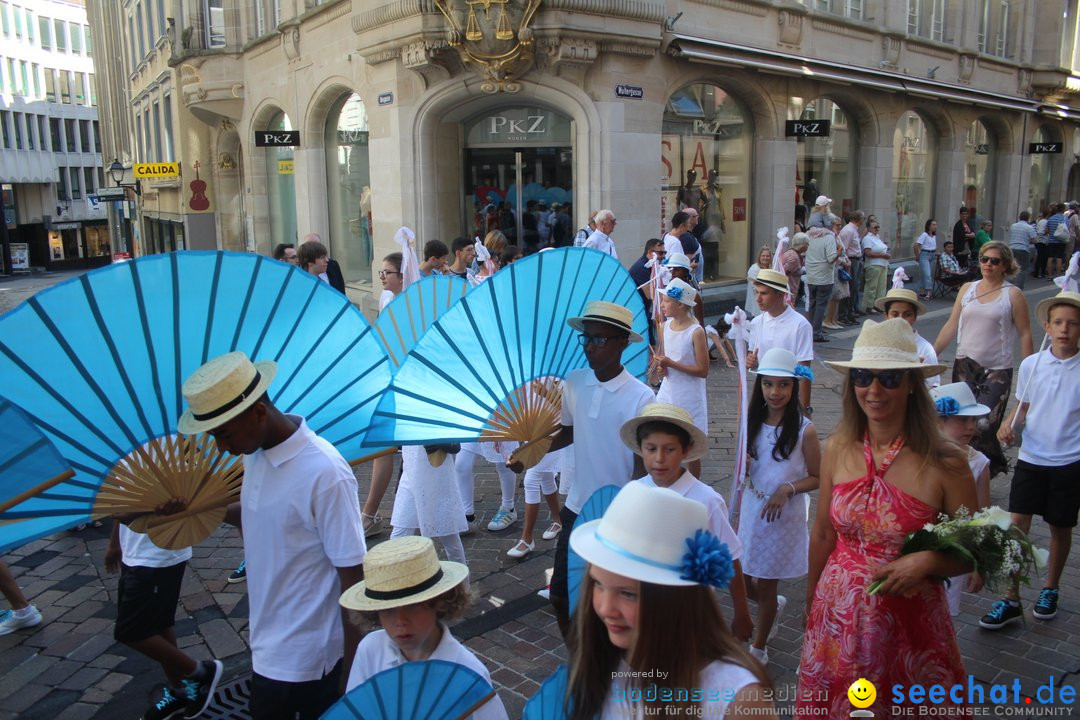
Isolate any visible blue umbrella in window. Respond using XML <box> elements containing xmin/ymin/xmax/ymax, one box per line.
<box><xmin>363</xmin><ymin>248</ymin><xmax>648</xmax><ymax>469</ymax></box>
<box><xmin>0</xmin><ymin>396</ymin><xmax>78</xmax><ymax>554</ymax></box>
<box><xmin>374</xmin><ymin>275</ymin><xmax>469</xmax><ymax>369</ymax></box>
<box><xmin>321</xmin><ymin>660</ymin><xmax>498</xmax><ymax>720</ymax></box>
<box><xmin>0</xmin><ymin>251</ymin><xmax>391</xmax><ymax>549</ymax></box>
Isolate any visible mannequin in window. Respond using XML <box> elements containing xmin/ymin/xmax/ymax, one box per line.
<box><xmin>677</xmin><ymin>169</ymin><xmax>703</xmax><ymax>215</ymax></box>
<box><xmin>702</xmin><ymin>170</ymin><xmax>727</xmax><ymax>276</ymax></box>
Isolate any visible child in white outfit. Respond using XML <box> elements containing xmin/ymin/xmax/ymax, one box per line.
<box><xmin>391</xmin><ymin>444</ymin><xmax>468</xmax><ymax>566</ymax></box>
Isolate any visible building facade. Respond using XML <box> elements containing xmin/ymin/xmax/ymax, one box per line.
<box><xmin>91</xmin><ymin>0</ymin><xmax>1080</xmax><ymax>308</ymax></box>
<box><xmin>0</xmin><ymin>0</ymin><xmax>107</xmax><ymax>272</ymax></box>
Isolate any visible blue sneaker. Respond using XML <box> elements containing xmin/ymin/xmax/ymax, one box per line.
<box><xmin>141</xmin><ymin>687</ymin><xmax>186</xmax><ymax>720</ymax></box>
<box><xmin>979</xmin><ymin>599</ymin><xmax>1023</xmax><ymax>630</ymax></box>
<box><xmin>1033</xmin><ymin>588</ymin><xmax>1058</xmax><ymax>620</ymax></box>
<box><xmin>227</xmin><ymin>560</ymin><xmax>246</xmax><ymax>584</ymax></box>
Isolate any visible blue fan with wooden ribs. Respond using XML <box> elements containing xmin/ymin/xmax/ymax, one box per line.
<box><xmin>374</xmin><ymin>274</ymin><xmax>469</xmax><ymax>369</ymax></box>
<box><xmin>321</xmin><ymin>660</ymin><xmax>498</xmax><ymax>720</ymax></box>
<box><xmin>364</xmin><ymin>248</ymin><xmax>648</xmax><ymax>469</ymax></box>
<box><xmin>0</xmin><ymin>251</ymin><xmax>391</xmax><ymax>549</ymax></box>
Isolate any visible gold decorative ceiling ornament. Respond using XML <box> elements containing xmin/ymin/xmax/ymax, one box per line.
<box><xmin>434</xmin><ymin>0</ymin><xmax>543</xmax><ymax>93</ymax></box>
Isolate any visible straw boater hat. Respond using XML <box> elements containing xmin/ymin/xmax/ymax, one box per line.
<box><xmin>619</xmin><ymin>402</ymin><xmax>707</xmax><ymax>462</ymax></box>
<box><xmin>874</xmin><ymin>287</ymin><xmax>927</xmax><ymax>316</ymax></box>
<box><xmin>178</xmin><ymin>352</ymin><xmax>277</xmax><ymax>434</ymax></box>
<box><xmin>930</xmin><ymin>382</ymin><xmax>990</xmax><ymax>417</ymax></box>
<box><xmin>339</xmin><ymin>536</ymin><xmax>469</xmax><ymax>611</ymax></box>
<box><xmin>1035</xmin><ymin>291</ymin><xmax>1080</xmax><ymax>325</ymax></box>
<box><xmin>824</xmin><ymin>318</ymin><xmax>946</xmax><ymax>378</ymax></box>
<box><xmin>662</xmin><ymin>278</ymin><xmax>698</xmax><ymax>307</ymax></box>
<box><xmin>570</xmin><ymin>482</ymin><xmax>710</xmax><ymax>586</ymax></box>
<box><xmin>752</xmin><ymin>268</ymin><xmax>791</xmax><ymax>295</ymax></box>
<box><xmin>665</xmin><ymin>252</ymin><xmax>693</xmax><ymax>271</ymax></box>
<box><xmin>567</xmin><ymin>300</ymin><xmax>643</xmax><ymax>343</ymax></box>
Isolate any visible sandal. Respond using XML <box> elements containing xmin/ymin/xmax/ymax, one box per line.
<box><xmin>542</xmin><ymin>522</ymin><xmax>563</xmax><ymax>541</ymax></box>
<box><xmin>506</xmin><ymin>539</ymin><xmax>535</xmax><ymax>558</ymax></box>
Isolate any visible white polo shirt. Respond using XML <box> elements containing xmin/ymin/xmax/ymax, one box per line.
<box><xmin>914</xmin><ymin>332</ymin><xmax>941</xmax><ymax>388</ymax></box>
<box><xmin>119</xmin><ymin>525</ymin><xmax>191</xmax><ymax>568</ymax></box>
<box><xmin>242</xmin><ymin>416</ymin><xmax>367</xmax><ymax>682</ymax></box>
<box><xmin>1017</xmin><ymin>348</ymin><xmax>1080</xmax><ymax>466</ymax></box>
<box><xmin>347</xmin><ymin>625</ymin><xmax>508</xmax><ymax>720</ymax></box>
<box><xmin>633</xmin><ymin>472</ymin><xmax>742</xmax><ymax>560</ymax></box>
<box><xmin>583</xmin><ymin>231</ymin><xmax>618</xmax><ymax>259</ymax></box>
<box><xmin>663</xmin><ymin>233</ymin><xmax>685</xmax><ymax>258</ymax></box>
<box><xmin>562</xmin><ymin>368</ymin><xmax>654</xmax><ymax>513</ymax></box>
<box><xmin>747</xmin><ymin>306</ymin><xmax>814</xmax><ymax>363</ymax></box>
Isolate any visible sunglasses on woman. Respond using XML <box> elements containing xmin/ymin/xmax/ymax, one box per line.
<box><xmin>978</xmin><ymin>256</ymin><xmax>1003</xmax><ymax>266</ymax></box>
<box><xmin>849</xmin><ymin>368</ymin><xmax>905</xmax><ymax>389</ymax></box>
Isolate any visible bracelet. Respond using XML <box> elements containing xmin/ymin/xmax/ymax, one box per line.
<box><xmin>786</xmin><ymin>482</ymin><xmax>798</xmax><ymax>498</ymax></box>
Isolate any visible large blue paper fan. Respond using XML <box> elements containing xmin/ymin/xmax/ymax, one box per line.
<box><xmin>523</xmin><ymin>665</ymin><xmax>569</xmax><ymax>720</ymax></box>
<box><xmin>365</xmin><ymin>248</ymin><xmax>648</xmax><ymax>466</ymax></box>
<box><xmin>0</xmin><ymin>251</ymin><xmax>390</xmax><ymax>549</ymax></box>
<box><xmin>374</xmin><ymin>275</ymin><xmax>468</xmax><ymax>368</ymax></box>
<box><xmin>567</xmin><ymin>484</ymin><xmax>621</xmax><ymax>615</ymax></box>
<box><xmin>0</xmin><ymin>396</ymin><xmax>78</xmax><ymax>553</ymax></box>
<box><xmin>321</xmin><ymin>660</ymin><xmax>497</xmax><ymax>720</ymax></box>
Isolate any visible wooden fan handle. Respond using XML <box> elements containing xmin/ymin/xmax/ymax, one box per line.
<box><xmin>0</xmin><ymin>470</ymin><xmax>75</xmax><ymax>514</ymax></box>
<box><xmin>456</xmin><ymin>689</ymin><xmax>498</xmax><ymax>720</ymax></box>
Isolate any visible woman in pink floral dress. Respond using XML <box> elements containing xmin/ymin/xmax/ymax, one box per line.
<box><xmin>797</xmin><ymin>319</ymin><xmax>980</xmax><ymax>718</ymax></box>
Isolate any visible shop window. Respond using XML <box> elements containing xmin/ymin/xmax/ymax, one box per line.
<box><xmin>264</xmin><ymin>111</ymin><xmax>297</xmax><ymax>256</ymax></box>
<box><xmin>324</xmin><ymin>92</ymin><xmax>372</xmax><ymax>283</ymax></box>
<box><xmin>963</xmin><ymin>120</ymin><xmax>995</xmax><ymax>221</ymax></box>
<box><xmin>1028</xmin><ymin>125</ymin><xmax>1059</xmax><ymax>215</ymax></box>
<box><xmin>788</xmin><ymin>97</ymin><xmax>857</xmax><ymax>222</ymax></box>
<box><xmin>1067</xmin><ymin>127</ymin><xmax>1080</xmax><ymax>203</ymax></box>
<box><xmin>662</xmin><ymin>83</ymin><xmax>752</xmax><ymax>283</ymax></box>
<box><xmin>892</xmin><ymin>111</ymin><xmax>937</xmax><ymax>251</ymax></box>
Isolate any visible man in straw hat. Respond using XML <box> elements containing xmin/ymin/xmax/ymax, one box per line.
<box><xmin>509</xmin><ymin>300</ymin><xmax>654</xmax><ymax>638</ymax></box>
<box><xmin>876</xmin><ymin>288</ymin><xmax>940</xmax><ymax>388</ymax></box>
<box><xmin>177</xmin><ymin>352</ymin><xmax>367</xmax><ymax>718</ymax></box>
<box><xmin>980</xmin><ymin>291</ymin><xmax>1080</xmax><ymax>630</ymax></box>
<box><xmin>746</xmin><ymin>267</ymin><xmax>815</xmax><ymax>415</ymax></box>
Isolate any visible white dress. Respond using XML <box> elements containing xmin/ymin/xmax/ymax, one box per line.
<box><xmin>655</xmin><ymin>319</ymin><xmax>708</xmax><ymax>432</ymax></box>
<box><xmin>737</xmin><ymin>418</ymin><xmax>811</xmax><ymax>579</ymax></box>
<box><xmin>946</xmin><ymin>447</ymin><xmax>991</xmax><ymax>616</ymax></box>
<box><xmin>391</xmin><ymin>445</ymin><xmax>468</xmax><ymax>536</ymax></box>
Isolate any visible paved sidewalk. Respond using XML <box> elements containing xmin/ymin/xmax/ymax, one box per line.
<box><xmin>1</xmin><ymin>282</ymin><xmax>1078</xmax><ymax>718</ymax></box>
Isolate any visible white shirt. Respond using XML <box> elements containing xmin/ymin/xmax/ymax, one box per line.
<box><xmin>914</xmin><ymin>332</ymin><xmax>941</xmax><ymax>388</ymax></box>
<box><xmin>862</xmin><ymin>233</ymin><xmax>890</xmax><ymax>268</ymax></box>
<box><xmin>562</xmin><ymin>368</ymin><xmax>655</xmax><ymax>513</ymax></box>
<box><xmin>1017</xmin><ymin>348</ymin><xmax>1080</xmax><ymax>466</ymax></box>
<box><xmin>747</xmin><ymin>306</ymin><xmax>813</xmax><ymax>363</ymax></box>
<box><xmin>119</xmin><ymin>525</ymin><xmax>191</xmax><ymax>568</ymax></box>
<box><xmin>347</xmin><ymin>625</ymin><xmax>509</xmax><ymax>720</ymax></box>
<box><xmin>915</xmin><ymin>231</ymin><xmax>938</xmax><ymax>253</ymax></box>
<box><xmin>379</xmin><ymin>289</ymin><xmax>395</xmax><ymax>311</ymax></box>
<box><xmin>662</xmin><ymin>233</ymin><xmax>685</xmax><ymax>258</ymax></box>
<box><xmin>634</xmin><ymin>473</ymin><xmax>742</xmax><ymax>559</ymax></box>
<box><xmin>241</xmin><ymin>416</ymin><xmax>367</xmax><ymax>682</ymax></box>
<box><xmin>583</xmin><ymin>230</ymin><xmax>618</xmax><ymax>260</ymax></box>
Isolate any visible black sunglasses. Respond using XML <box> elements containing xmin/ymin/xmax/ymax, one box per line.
<box><xmin>979</xmin><ymin>256</ymin><xmax>1003</xmax><ymax>266</ymax></box>
<box><xmin>850</xmin><ymin>368</ymin><xmax>905</xmax><ymax>389</ymax></box>
<box><xmin>578</xmin><ymin>333</ymin><xmax>617</xmax><ymax>348</ymax></box>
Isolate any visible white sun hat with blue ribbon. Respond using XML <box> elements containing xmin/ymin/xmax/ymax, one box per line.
<box><xmin>750</xmin><ymin>347</ymin><xmax>814</xmax><ymax>382</ymax></box>
<box><xmin>569</xmin><ymin>482</ymin><xmax>733</xmax><ymax>588</ymax></box>
<box><xmin>930</xmin><ymin>382</ymin><xmax>990</xmax><ymax>417</ymax></box>
<box><xmin>662</xmin><ymin>278</ymin><xmax>697</xmax><ymax>307</ymax></box>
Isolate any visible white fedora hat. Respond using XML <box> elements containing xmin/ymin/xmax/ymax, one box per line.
<box><xmin>619</xmin><ymin>402</ymin><xmax>707</xmax><ymax>462</ymax></box>
<box><xmin>570</xmin><ymin>482</ymin><xmax>732</xmax><ymax>588</ymax></box>
<box><xmin>665</xmin><ymin>253</ymin><xmax>693</xmax><ymax>271</ymax></box>
<box><xmin>661</xmin><ymin>278</ymin><xmax>697</xmax><ymax>307</ymax></box>
<box><xmin>752</xmin><ymin>268</ymin><xmax>791</xmax><ymax>295</ymax></box>
<box><xmin>1035</xmin><ymin>291</ymin><xmax>1080</xmax><ymax>325</ymax></box>
<box><xmin>339</xmin><ymin>536</ymin><xmax>469</xmax><ymax>612</ymax></box>
<box><xmin>751</xmin><ymin>347</ymin><xmax>813</xmax><ymax>381</ymax></box>
<box><xmin>875</xmin><ymin>287</ymin><xmax>927</xmax><ymax>316</ymax></box>
<box><xmin>567</xmin><ymin>300</ymin><xmax>644</xmax><ymax>343</ymax></box>
<box><xmin>178</xmin><ymin>352</ymin><xmax>277</xmax><ymax>434</ymax></box>
<box><xmin>930</xmin><ymin>382</ymin><xmax>990</xmax><ymax>417</ymax></box>
<box><xmin>825</xmin><ymin>318</ymin><xmax>946</xmax><ymax>378</ymax></box>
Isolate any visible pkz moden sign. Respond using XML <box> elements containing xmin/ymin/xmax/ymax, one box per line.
<box><xmin>785</xmin><ymin>120</ymin><xmax>831</xmax><ymax>138</ymax></box>
<box><xmin>1028</xmin><ymin>142</ymin><xmax>1062</xmax><ymax>154</ymax></box>
<box><xmin>255</xmin><ymin>130</ymin><xmax>300</xmax><ymax>147</ymax></box>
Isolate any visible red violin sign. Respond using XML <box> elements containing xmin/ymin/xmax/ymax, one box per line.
<box><xmin>189</xmin><ymin>161</ymin><xmax>209</xmax><ymax>211</ymax></box>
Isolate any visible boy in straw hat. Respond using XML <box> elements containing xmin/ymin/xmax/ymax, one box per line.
<box><xmin>509</xmin><ymin>299</ymin><xmax>654</xmax><ymax>638</ymax></box>
<box><xmin>877</xmin><ymin>287</ymin><xmax>941</xmax><ymax>388</ymax></box>
<box><xmin>746</xmin><ymin>267</ymin><xmax>815</xmax><ymax>414</ymax></box>
<box><xmin>339</xmin><ymin>536</ymin><xmax>508</xmax><ymax>719</ymax></box>
<box><xmin>981</xmin><ymin>291</ymin><xmax>1080</xmax><ymax>629</ymax></box>
<box><xmin>621</xmin><ymin>402</ymin><xmax>753</xmax><ymax>641</ymax></box>
<box><xmin>177</xmin><ymin>352</ymin><xmax>366</xmax><ymax>718</ymax></box>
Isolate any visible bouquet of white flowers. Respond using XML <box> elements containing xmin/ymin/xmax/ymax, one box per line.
<box><xmin>867</xmin><ymin>506</ymin><xmax>1049</xmax><ymax>596</ymax></box>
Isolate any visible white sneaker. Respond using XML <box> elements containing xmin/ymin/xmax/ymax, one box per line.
<box><xmin>487</xmin><ymin>508</ymin><xmax>517</xmax><ymax>532</ymax></box>
<box><xmin>506</xmin><ymin>539</ymin><xmax>535</xmax><ymax>558</ymax></box>
<box><xmin>0</xmin><ymin>606</ymin><xmax>42</xmax><ymax>636</ymax></box>
<box><xmin>769</xmin><ymin>595</ymin><xmax>787</xmax><ymax>641</ymax></box>
<box><xmin>747</xmin><ymin>645</ymin><xmax>768</xmax><ymax>664</ymax></box>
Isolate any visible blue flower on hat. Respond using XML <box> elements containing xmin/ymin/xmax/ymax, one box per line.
<box><xmin>666</xmin><ymin>286</ymin><xmax>684</xmax><ymax>301</ymax></box>
<box><xmin>935</xmin><ymin>396</ymin><xmax>960</xmax><ymax>416</ymax></box>
<box><xmin>680</xmin><ymin>529</ymin><xmax>734</xmax><ymax>589</ymax></box>
<box><xmin>793</xmin><ymin>365</ymin><xmax>815</xmax><ymax>381</ymax></box>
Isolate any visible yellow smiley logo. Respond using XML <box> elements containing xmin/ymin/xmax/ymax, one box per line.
<box><xmin>848</xmin><ymin>678</ymin><xmax>876</xmax><ymax>709</ymax></box>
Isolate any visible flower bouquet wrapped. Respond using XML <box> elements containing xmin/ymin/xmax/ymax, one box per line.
<box><xmin>867</xmin><ymin>506</ymin><xmax>1049</xmax><ymax>595</ymax></box>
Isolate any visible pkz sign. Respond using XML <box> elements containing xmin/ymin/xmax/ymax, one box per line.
<box><xmin>464</xmin><ymin>107</ymin><xmax>572</xmax><ymax>146</ymax></box>
<box><xmin>1028</xmin><ymin>142</ymin><xmax>1062</xmax><ymax>154</ymax></box>
<box><xmin>785</xmin><ymin>120</ymin><xmax>831</xmax><ymax>138</ymax></box>
<box><xmin>255</xmin><ymin>130</ymin><xmax>300</xmax><ymax>147</ymax></box>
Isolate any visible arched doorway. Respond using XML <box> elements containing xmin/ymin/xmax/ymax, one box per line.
<box><xmin>787</xmin><ymin>96</ymin><xmax>858</xmax><ymax>220</ymax></box>
<box><xmin>892</xmin><ymin>110</ymin><xmax>937</xmax><ymax>247</ymax></box>
<box><xmin>324</xmin><ymin>92</ymin><xmax>371</xmax><ymax>283</ymax></box>
<box><xmin>1029</xmin><ymin>124</ymin><xmax>1061</xmax><ymax>214</ymax></box>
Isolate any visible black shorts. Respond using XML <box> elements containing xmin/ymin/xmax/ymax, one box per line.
<box><xmin>114</xmin><ymin>561</ymin><xmax>186</xmax><ymax>642</ymax></box>
<box><xmin>549</xmin><ymin>505</ymin><xmax>579</xmax><ymax>603</ymax></box>
<box><xmin>1008</xmin><ymin>458</ymin><xmax>1080</xmax><ymax>528</ymax></box>
<box><xmin>250</xmin><ymin>659</ymin><xmax>342</xmax><ymax>720</ymax></box>
<box><xmin>1046</xmin><ymin>243</ymin><xmax>1067</xmax><ymax>259</ymax></box>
